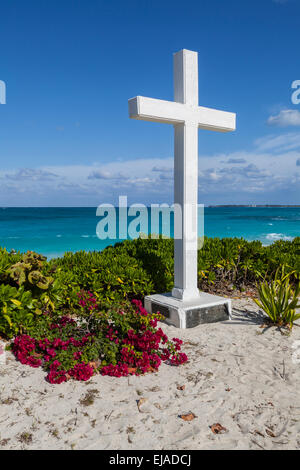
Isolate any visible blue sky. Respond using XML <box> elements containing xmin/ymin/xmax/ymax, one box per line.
<box><xmin>0</xmin><ymin>0</ymin><xmax>300</xmax><ymax>206</ymax></box>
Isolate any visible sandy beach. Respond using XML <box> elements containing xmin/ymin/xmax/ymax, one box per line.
<box><xmin>1</xmin><ymin>297</ymin><xmax>300</xmax><ymax>450</ymax></box>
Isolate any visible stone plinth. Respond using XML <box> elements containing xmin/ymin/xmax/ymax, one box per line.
<box><xmin>145</xmin><ymin>292</ymin><xmax>231</xmax><ymax>329</ymax></box>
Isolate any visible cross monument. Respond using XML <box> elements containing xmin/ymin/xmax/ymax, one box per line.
<box><xmin>129</xmin><ymin>50</ymin><xmax>236</xmax><ymax>328</ymax></box>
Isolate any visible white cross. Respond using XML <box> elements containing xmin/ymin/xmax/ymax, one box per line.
<box><xmin>129</xmin><ymin>49</ymin><xmax>236</xmax><ymax>302</ymax></box>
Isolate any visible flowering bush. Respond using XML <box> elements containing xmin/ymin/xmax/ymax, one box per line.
<box><xmin>12</xmin><ymin>293</ymin><xmax>188</xmax><ymax>384</ymax></box>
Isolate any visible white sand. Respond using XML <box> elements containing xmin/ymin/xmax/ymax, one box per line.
<box><xmin>1</xmin><ymin>298</ymin><xmax>300</xmax><ymax>450</ymax></box>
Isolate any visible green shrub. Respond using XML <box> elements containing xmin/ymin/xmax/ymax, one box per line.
<box><xmin>0</xmin><ymin>251</ymin><xmax>61</xmax><ymax>338</ymax></box>
<box><xmin>0</xmin><ymin>237</ymin><xmax>299</xmax><ymax>338</ymax></box>
<box><xmin>112</xmin><ymin>237</ymin><xmax>175</xmax><ymax>293</ymax></box>
<box><xmin>5</xmin><ymin>251</ymin><xmax>53</xmax><ymax>291</ymax></box>
<box><xmin>109</xmin><ymin>236</ymin><xmax>300</xmax><ymax>291</ymax></box>
<box><xmin>46</xmin><ymin>248</ymin><xmax>154</xmax><ymax>310</ymax></box>
<box><xmin>0</xmin><ymin>284</ymin><xmax>41</xmax><ymax>338</ymax></box>
<box><xmin>254</xmin><ymin>266</ymin><xmax>300</xmax><ymax>328</ymax></box>
<box><xmin>0</xmin><ymin>247</ymin><xmax>22</xmax><ymax>280</ymax></box>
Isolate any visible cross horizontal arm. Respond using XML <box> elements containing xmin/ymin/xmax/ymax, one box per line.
<box><xmin>197</xmin><ymin>106</ymin><xmax>236</xmax><ymax>132</ymax></box>
<box><xmin>129</xmin><ymin>96</ymin><xmax>186</xmax><ymax>125</ymax></box>
<box><xmin>128</xmin><ymin>96</ymin><xmax>236</xmax><ymax>132</ymax></box>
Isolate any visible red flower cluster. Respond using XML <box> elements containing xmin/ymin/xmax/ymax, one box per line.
<box><xmin>12</xmin><ymin>335</ymin><xmax>42</xmax><ymax>368</ymax></box>
<box><xmin>100</xmin><ymin>300</ymin><xmax>188</xmax><ymax>377</ymax></box>
<box><xmin>170</xmin><ymin>352</ymin><xmax>188</xmax><ymax>365</ymax></box>
<box><xmin>100</xmin><ymin>363</ymin><xmax>130</xmax><ymax>377</ymax></box>
<box><xmin>12</xmin><ymin>296</ymin><xmax>188</xmax><ymax>384</ymax></box>
<box><xmin>12</xmin><ymin>316</ymin><xmax>96</xmax><ymax>384</ymax></box>
<box><xmin>46</xmin><ymin>360</ymin><xmax>93</xmax><ymax>384</ymax></box>
<box><xmin>47</xmin><ymin>361</ymin><xmax>68</xmax><ymax>384</ymax></box>
<box><xmin>131</xmin><ymin>299</ymin><xmax>148</xmax><ymax>316</ymax></box>
<box><xmin>105</xmin><ymin>326</ymin><xmax>119</xmax><ymax>344</ymax></box>
<box><xmin>69</xmin><ymin>363</ymin><xmax>94</xmax><ymax>381</ymax></box>
<box><xmin>77</xmin><ymin>291</ymin><xmax>98</xmax><ymax>312</ymax></box>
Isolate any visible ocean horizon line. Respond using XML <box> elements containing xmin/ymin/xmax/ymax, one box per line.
<box><xmin>1</xmin><ymin>205</ymin><xmax>300</xmax><ymax>209</ymax></box>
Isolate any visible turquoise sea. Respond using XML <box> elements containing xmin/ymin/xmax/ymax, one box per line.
<box><xmin>0</xmin><ymin>207</ymin><xmax>299</xmax><ymax>259</ymax></box>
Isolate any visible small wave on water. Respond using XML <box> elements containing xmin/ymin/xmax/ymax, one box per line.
<box><xmin>45</xmin><ymin>252</ymin><xmax>65</xmax><ymax>260</ymax></box>
<box><xmin>265</xmin><ymin>233</ymin><xmax>294</xmax><ymax>242</ymax></box>
<box><xmin>270</xmin><ymin>217</ymin><xmax>288</xmax><ymax>221</ymax></box>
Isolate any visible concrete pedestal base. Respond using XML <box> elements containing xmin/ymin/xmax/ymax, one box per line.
<box><xmin>144</xmin><ymin>292</ymin><xmax>231</xmax><ymax>329</ymax></box>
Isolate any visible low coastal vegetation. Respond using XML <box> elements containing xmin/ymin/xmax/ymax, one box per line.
<box><xmin>254</xmin><ymin>266</ymin><xmax>300</xmax><ymax>328</ymax></box>
<box><xmin>0</xmin><ymin>236</ymin><xmax>299</xmax><ymax>382</ymax></box>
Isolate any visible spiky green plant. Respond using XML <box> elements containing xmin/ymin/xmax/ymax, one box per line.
<box><xmin>254</xmin><ymin>266</ymin><xmax>300</xmax><ymax>328</ymax></box>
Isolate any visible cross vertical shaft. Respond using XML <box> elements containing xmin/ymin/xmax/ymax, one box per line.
<box><xmin>172</xmin><ymin>50</ymin><xmax>200</xmax><ymax>301</ymax></box>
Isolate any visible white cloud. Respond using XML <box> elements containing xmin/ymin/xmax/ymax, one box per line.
<box><xmin>88</xmin><ymin>169</ymin><xmax>122</xmax><ymax>180</ymax></box>
<box><xmin>221</xmin><ymin>158</ymin><xmax>247</xmax><ymax>164</ymax></box>
<box><xmin>5</xmin><ymin>168</ymin><xmax>58</xmax><ymax>181</ymax></box>
<box><xmin>152</xmin><ymin>166</ymin><xmax>173</xmax><ymax>173</ymax></box>
<box><xmin>255</xmin><ymin>132</ymin><xmax>300</xmax><ymax>152</ymax></box>
<box><xmin>1</xmin><ymin>138</ymin><xmax>300</xmax><ymax>205</ymax></box>
<box><xmin>267</xmin><ymin>109</ymin><xmax>300</xmax><ymax>127</ymax></box>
